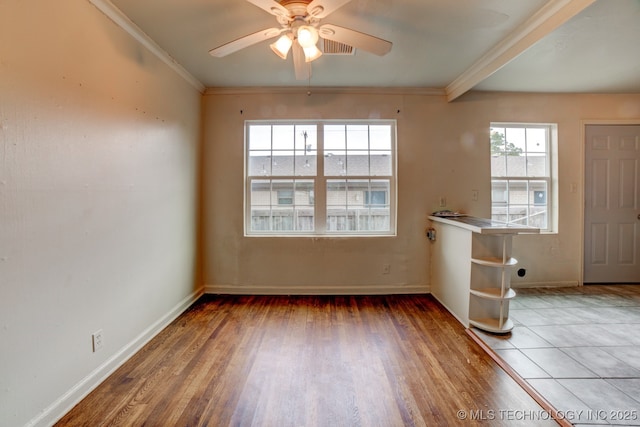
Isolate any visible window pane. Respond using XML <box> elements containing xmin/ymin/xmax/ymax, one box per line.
<box><xmin>506</xmin><ymin>155</ymin><xmax>526</xmax><ymax>177</ymax></box>
<box><xmin>277</xmin><ymin>190</ymin><xmax>293</xmax><ymax>205</ymax></box>
<box><xmin>295</xmin><ymin>150</ymin><xmax>316</xmax><ymax>176</ymax></box>
<box><xmin>491</xmin><ymin>180</ymin><xmax>507</xmax><ymax>204</ymax></box>
<box><xmin>273</xmin><ymin>180</ymin><xmax>294</xmax><ymax>204</ymax></box>
<box><xmin>363</xmin><ymin>179</ymin><xmax>390</xmax><ymax>231</ymax></box>
<box><xmin>324</xmin><ymin>151</ymin><xmax>347</xmax><ymax>176</ymax></box>
<box><xmin>508</xmin><ymin>205</ymin><xmax>528</xmax><ymax>225</ymax></box>
<box><xmin>327</xmin><ymin>180</ymin><xmax>356</xmax><ymax>231</ymax></box>
<box><xmin>530</xmin><ymin>180</ymin><xmax>548</xmax><ymax>206</ymax></box>
<box><xmin>325</xmin><ymin>125</ymin><xmax>346</xmax><ymax>150</ymax></box>
<box><xmin>526</xmin><ymin>128</ymin><xmax>546</xmax><ymax>153</ymax></box>
<box><xmin>368</xmin><ymin>180</ymin><xmax>389</xmax><ymax>206</ymax></box>
<box><xmin>366</xmin><ymin>191</ymin><xmax>385</xmax><ymax>206</ymax></box>
<box><xmin>371</xmin><ymin>150</ymin><xmax>392</xmax><ymax>176</ymax></box>
<box><xmin>327</xmin><ymin>179</ymin><xmax>347</xmax><ymax>206</ymax></box>
<box><xmin>507</xmin><ymin>181</ymin><xmax>527</xmax><ymax>205</ymax></box>
<box><xmin>294</xmin><ymin>125</ymin><xmax>317</xmax><ymax>151</ymax></box>
<box><xmin>529</xmin><ymin>206</ymin><xmax>548</xmax><ymax>229</ymax></box>
<box><xmin>491</xmin><ymin>154</ymin><xmax>507</xmax><ymax>177</ymax></box>
<box><xmin>248</xmin><ymin>151</ymin><xmax>272</xmax><ymax>176</ymax></box>
<box><xmin>347</xmin><ymin>179</ymin><xmax>368</xmax><ymax>205</ymax></box>
<box><xmin>327</xmin><ymin>209</ymin><xmax>354</xmax><ymax>231</ymax></box>
<box><xmin>370</xmin><ymin>125</ymin><xmax>392</xmax><ymax>150</ymax></box>
<box><xmin>295</xmin><ymin>180</ymin><xmax>314</xmax><ymax>206</ymax></box>
<box><xmin>505</xmin><ymin>127</ymin><xmax>526</xmax><ymax>153</ymax></box>
<box><xmin>491</xmin><ymin>205</ymin><xmax>508</xmax><ymax>223</ymax></box>
<box><xmin>526</xmin><ymin>154</ymin><xmax>547</xmax><ymax>177</ymax></box>
<box><xmin>294</xmin><ymin>179</ymin><xmax>314</xmax><ymax>231</ymax></box>
<box><xmin>268</xmin><ymin>126</ymin><xmax>293</xmax><ymax>176</ymax></box>
<box><xmin>490</xmin><ymin>128</ymin><xmax>507</xmax><ymax>155</ymax></box>
<box><xmin>296</xmin><ymin>208</ymin><xmax>314</xmax><ymax>231</ymax></box>
<box><xmin>272</xmin><ymin>125</ymin><xmax>294</xmax><ymax>152</ymax></box>
<box><xmin>272</xmin><ymin>209</ymin><xmax>294</xmax><ymax>230</ymax></box>
<box><xmin>249</xmin><ymin>126</ymin><xmax>272</xmax><ymax>150</ymax></box>
<box><xmin>271</xmin><ymin>154</ymin><xmax>293</xmax><ymax>176</ymax></box>
<box><xmin>344</xmin><ymin>125</ymin><xmax>369</xmax><ymax>176</ymax></box>
<box><xmin>325</xmin><ymin>152</ymin><xmax>346</xmax><ymax>176</ymax></box>
<box><xmin>365</xmin><ymin>209</ymin><xmax>390</xmax><ymax>231</ymax></box>
<box><xmin>346</xmin><ymin>151</ymin><xmax>369</xmax><ymax>176</ymax></box>
<box><xmin>250</xmin><ymin>180</ymin><xmax>271</xmax><ymax>205</ymax></box>
<box><xmin>250</xmin><ymin>179</ymin><xmax>272</xmax><ymax>231</ymax></box>
<box><xmin>346</xmin><ymin>125</ymin><xmax>369</xmax><ymax>150</ymax></box>
<box><xmin>294</xmin><ymin>125</ymin><xmax>317</xmax><ymax>177</ymax></box>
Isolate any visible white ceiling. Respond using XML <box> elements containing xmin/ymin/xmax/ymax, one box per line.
<box><xmin>103</xmin><ymin>0</ymin><xmax>640</xmax><ymax>100</ymax></box>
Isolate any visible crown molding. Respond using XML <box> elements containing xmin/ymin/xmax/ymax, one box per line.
<box><xmin>88</xmin><ymin>0</ymin><xmax>205</xmax><ymax>93</ymax></box>
<box><xmin>445</xmin><ymin>0</ymin><xmax>597</xmax><ymax>102</ymax></box>
<box><xmin>204</xmin><ymin>86</ymin><xmax>446</xmax><ymax>96</ymax></box>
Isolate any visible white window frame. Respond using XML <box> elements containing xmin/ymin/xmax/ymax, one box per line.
<box><xmin>490</xmin><ymin>122</ymin><xmax>558</xmax><ymax>233</ymax></box>
<box><xmin>245</xmin><ymin>120</ymin><xmax>397</xmax><ymax>237</ymax></box>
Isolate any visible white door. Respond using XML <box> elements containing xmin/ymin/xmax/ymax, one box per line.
<box><xmin>584</xmin><ymin>125</ymin><xmax>640</xmax><ymax>283</ymax></box>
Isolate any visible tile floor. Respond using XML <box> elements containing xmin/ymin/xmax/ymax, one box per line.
<box><xmin>471</xmin><ymin>285</ymin><xmax>640</xmax><ymax>427</ymax></box>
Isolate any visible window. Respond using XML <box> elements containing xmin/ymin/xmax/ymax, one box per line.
<box><xmin>490</xmin><ymin>123</ymin><xmax>557</xmax><ymax>232</ymax></box>
<box><xmin>364</xmin><ymin>190</ymin><xmax>387</xmax><ymax>206</ymax></box>
<box><xmin>246</xmin><ymin>120</ymin><xmax>396</xmax><ymax>236</ymax></box>
<box><xmin>277</xmin><ymin>190</ymin><xmax>294</xmax><ymax>205</ymax></box>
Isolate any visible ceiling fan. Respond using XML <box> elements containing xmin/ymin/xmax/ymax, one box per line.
<box><xmin>208</xmin><ymin>0</ymin><xmax>392</xmax><ymax>80</ymax></box>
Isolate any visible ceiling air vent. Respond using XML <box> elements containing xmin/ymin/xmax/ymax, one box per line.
<box><xmin>322</xmin><ymin>39</ymin><xmax>355</xmax><ymax>55</ymax></box>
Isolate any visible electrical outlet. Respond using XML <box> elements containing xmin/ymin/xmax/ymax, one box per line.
<box><xmin>570</xmin><ymin>182</ymin><xmax>577</xmax><ymax>193</ymax></box>
<box><xmin>472</xmin><ymin>189</ymin><xmax>479</xmax><ymax>201</ymax></box>
<box><xmin>382</xmin><ymin>264</ymin><xmax>391</xmax><ymax>274</ymax></box>
<box><xmin>92</xmin><ymin>330</ymin><xmax>104</xmax><ymax>352</ymax></box>
<box><xmin>439</xmin><ymin>196</ymin><xmax>446</xmax><ymax>207</ymax></box>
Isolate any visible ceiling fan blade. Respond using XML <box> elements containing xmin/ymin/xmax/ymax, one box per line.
<box><xmin>319</xmin><ymin>24</ymin><xmax>392</xmax><ymax>56</ymax></box>
<box><xmin>246</xmin><ymin>0</ymin><xmax>290</xmax><ymax>19</ymax></box>
<box><xmin>209</xmin><ymin>28</ymin><xmax>283</xmax><ymax>57</ymax></box>
<box><xmin>292</xmin><ymin>41</ymin><xmax>311</xmax><ymax>80</ymax></box>
<box><xmin>306</xmin><ymin>0</ymin><xmax>352</xmax><ymax>18</ymax></box>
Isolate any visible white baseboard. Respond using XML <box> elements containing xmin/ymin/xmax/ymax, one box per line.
<box><xmin>430</xmin><ymin>293</ymin><xmax>469</xmax><ymax>328</ymax></box>
<box><xmin>512</xmin><ymin>281</ymin><xmax>580</xmax><ymax>289</ymax></box>
<box><xmin>204</xmin><ymin>283</ymin><xmax>430</xmax><ymax>295</ymax></box>
<box><xmin>29</xmin><ymin>288</ymin><xmax>204</xmax><ymax>427</ymax></box>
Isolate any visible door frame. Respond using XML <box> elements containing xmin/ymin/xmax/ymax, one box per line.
<box><xmin>580</xmin><ymin>119</ymin><xmax>640</xmax><ymax>285</ymax></box>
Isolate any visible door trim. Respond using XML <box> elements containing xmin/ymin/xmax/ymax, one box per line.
<box><xmin>581</xmin><ymin>119</ymin><xmax>640</xmax><ymax>285</ymax></box>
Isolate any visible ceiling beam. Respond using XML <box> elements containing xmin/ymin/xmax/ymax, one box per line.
<box><xmin>88</xmin><ymin>0</ymin><xmax>205</xmax><ymax>93</ymax></box>
<box><xmin>445</xmin><ymin>0</ymin><xmax>597</xmax><ymax>102</ymax></box>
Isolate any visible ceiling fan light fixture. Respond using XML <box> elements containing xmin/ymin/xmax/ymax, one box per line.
<box><xmin>297</xmin><ymin>25</ymin><xmax>319</xmax><ymax>49</ymax></box>
<box><xmin>303</xmin><ymin>44</ymin><xmax>322</xmax><ymax>62</ymax></box>
<box><xmin>270</xmin><ymin>33</ymin><xmax>293</xmax><ymax>59</ymax></box>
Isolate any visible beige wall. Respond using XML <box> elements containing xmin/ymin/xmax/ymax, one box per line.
<box><xmin>202</xmin><ymin>90</ymin><xmax>640</xmax><ymax>294</ymax></box>
<box><xmin>0</xmin><ymin>1</ymin><xmax>202</xmax><ymax>426</ymax></box>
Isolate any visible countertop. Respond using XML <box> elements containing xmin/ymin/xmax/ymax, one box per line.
<box><xmin>428</xmin><ymin>215</ymin><xmax>540</xmax><ymax>234</ymax></box>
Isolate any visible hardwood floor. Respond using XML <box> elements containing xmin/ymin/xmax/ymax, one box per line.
<box><xmin>57</xmin><ymin>295</ymin><xmax>557</xmax><ymax>426</ymax></box>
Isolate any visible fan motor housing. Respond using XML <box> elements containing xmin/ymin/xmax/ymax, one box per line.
<box><xmin>280</xmin><ymin>0</ymin><xmax>313</xmax><ymax>19</ymax></box>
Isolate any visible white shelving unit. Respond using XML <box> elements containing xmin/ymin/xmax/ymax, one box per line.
<box><xmin>428</xmin><ymin>215</ymin><xmax>538</xmax><ymax>334</ymax></box>
<box><xmin>468</xmin><ymin>232</ymin><xmax>517</xmax><ymax>332</ymax></box>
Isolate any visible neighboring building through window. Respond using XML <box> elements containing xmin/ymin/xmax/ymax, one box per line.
<box><xmin>246</xmin><ymin>121</ymin><xmax>396</xmax><ymax>236</ymax></box>
<box><xmin>277</xmin><ymin>190</ymin><xmax>294</xmax><ymax>205</ymax></box>
<box><xmin>490</xmin><ymin>123</ymin><xmax>557</xmax><ymax>232</ymax></box>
